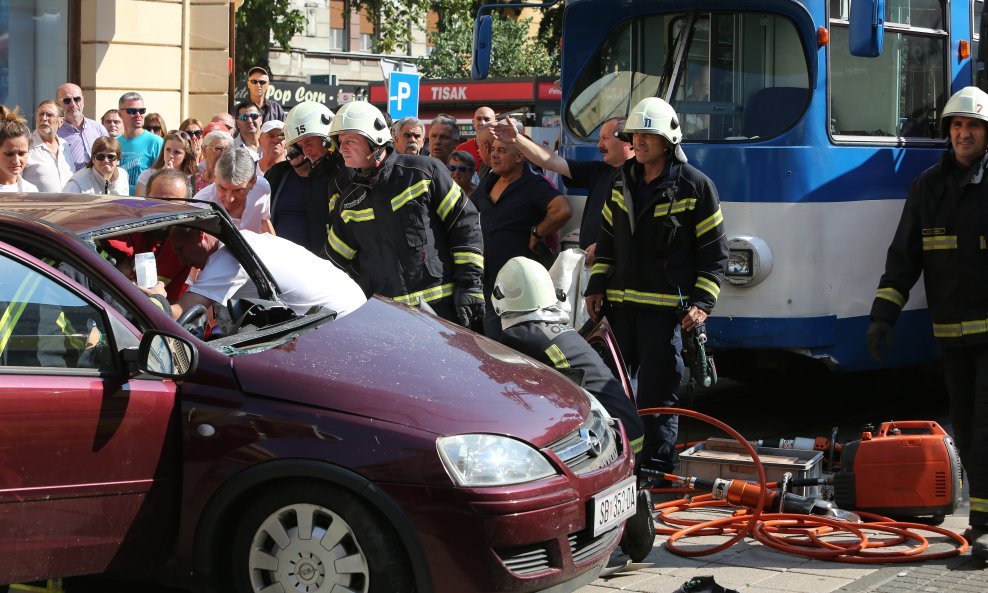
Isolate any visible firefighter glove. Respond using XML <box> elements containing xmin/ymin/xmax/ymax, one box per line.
<box><xmin>454</xmin><ymin>288</ymin><xmax>486</xmax><ymax>329</ymax></box>
<box><xmin>866</xmin><ymin>319</ymin><xmax>893</xmax><ymax>362</ymax></box>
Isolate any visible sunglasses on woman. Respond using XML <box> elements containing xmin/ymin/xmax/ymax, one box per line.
<box><xmin>184</xmin><ymin>129</ymin><xmax>203</xmax><ymax>138</ymax></box>
<box><xmin>168</xmin><ymin>130</ymin><xmax>192</xmax><ymax>142</ymax></box>
<box><xmin>448</xmin><ymin>164</ymin><xmax>472</xmax><ymax>173</ymax></box>
<box><xmin>94</xmin><ymin>153</ymin><xmax>118</xmax><ymax>162</ymax></box>
<box><xmin>146</xmin><ymin>125</ymin><xmax>162</xmax><ymax>133</ymax></box>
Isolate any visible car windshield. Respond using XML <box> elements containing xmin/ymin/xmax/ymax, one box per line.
<box><xmin>87</xmin><ymin>209</ymin><xmax>337</xmax><ymax>354</ymax></box>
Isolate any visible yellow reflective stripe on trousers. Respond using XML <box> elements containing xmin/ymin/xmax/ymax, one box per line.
<box><xmin>695</xmin><ymin>276</ymin><xmax>720</xmax><ymax>300</ymax></box>
<box><xmin>340</xmin><ymin>208</ymin><xmax>375</xmax><ymax>223</ymax></box>
<box><xmin>393</xmin><ymin>282</ymin><xmax>455</xmax><ymax>305</ymax></box>
<box><xmin>453</xmin><ymin>250</ymin><xmax>484</xmax><ymax>269</ymax></box>
<box><xmin>971</xmin><ymin>497</ymin><xmax>988</xmax><ymax>513</ymax></box>
<box><xmin>328</xmin><ymin>228</ymin><xmax>357</xmax><ymax>260</ymax></box>
<box><xmin>610</xmin><ymin>189</ymin><xmax>628</xmax><ymax>213</ymax></box>
<box><xmin>628</xmin><ymin>435</ymin><xmax>643</xmax><ymax>454</ymax></box>
<box><xmin>591</xmin><ymin>262</ymin><xmax>611</xmax><ymax>276</ymax></box>
<box><xmin>875</xmin><ymin>287</ymin><xmax>906</xmax><ymax>308</ymax></box>
<box><xmin>391</xmin><ymin>180</ymin><xmax>431</xmax><ymax>211</ymax></box>
<box><xmin>695</xmin><ymin>208</ymin><xmax>723</xmax><ymax>238</ymax></box>
<box><xmin>604</xmin><ymin>289</ymin><xmax>680</xmax><ymax>307</ymax></box>
<box><xmin>0</xmin><ymin>273</ymin><xmax>43</xmax><ymax>355</ymax></box>
<box><xmin>922</xmin><ymin>235</ymin><xmax>957</xmax><ymax>250</ymax></box>
<box><xmin>933</xmin><ymin>318</ymin><xmax>988</xmax><ymax>339</ymax></box>
<box><xmin>437</xmin><ymin>184</ymin><xmax>462</xmax><ymax>222</ymax></box>
<box><xmin>55</xmin><ymin>312</ymin><xmax>86</xmax><ymax>350</ymax></box>
<box><xmin>601</xmin><ymin>204</ymin><xmax>613</xmax><ymax>226</ymax></box>
<box><xmin>545</xmin><ymin>344</ymin><xmax>571</xmax><ymax>369</ymax></box>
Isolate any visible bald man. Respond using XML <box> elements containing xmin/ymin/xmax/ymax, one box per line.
<box><xmin>56</xmin><ymin>82</ymin><xmax>109</xmax><ymax>171</ymax></box>
<box><xmin>455</xmin><ymin>106</ymin><xmax>495</xmax><ymax>172</ymax></box>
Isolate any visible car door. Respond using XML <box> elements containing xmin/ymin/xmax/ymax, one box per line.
<box><xmin>0</xmin><ymin>244</ymin><xmax>178</xmax><ymax>583</ymax></box>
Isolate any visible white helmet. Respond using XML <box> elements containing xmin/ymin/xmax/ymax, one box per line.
<box><xmin>284</xmin><ymin>101</ymin><xmax>335</xmax><ymax>146</ymax></box>
<box><xmin>492</xmin><ymin>257</ymin><xmax>558</xmax><ymax>316</ymax></box>
<box><xmin>328</xmin><ymin>101</ymin><xmax>392</xmax><ymax>147</ymax></box>
<box><xmin>941</xmin><ymin>86</ymin><xmax>988</xmax><ymax>136</ymax></box>
<box><xmin>623</xmin><ymin>97</ymin><xmax>688</xmax><ymax>163</ymax></box>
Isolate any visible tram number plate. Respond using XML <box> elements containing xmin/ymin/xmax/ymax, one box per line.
<box><xmin>591</xmin><ymin>476</ymin><xmax>637</xmax><ymax>537</ymax></box>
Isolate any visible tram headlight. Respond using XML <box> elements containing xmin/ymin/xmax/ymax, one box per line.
<box><xmin>725</xmin><ymin>236</ymin><xmax>772</xmax><ymax>287</ymax></box>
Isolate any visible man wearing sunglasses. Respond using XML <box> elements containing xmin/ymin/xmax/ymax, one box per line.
<box><xmin>55</xmin><ymin>82</ymin><xmax>109</xmax><ymax>171</ymax></box>
<box><xmin>117</xmin><ymin>91</ymin><xmax>163</xmax><ymax>195</ymax></box>
<box><xmin>234</xmin><ymin>102</ymin><xmax>263</xmax><ymax>159</ymax></box>
<box><xmin>238</xmin><ymin>66</ymin><xmax>287</xmax><ymax>124</ymax></box>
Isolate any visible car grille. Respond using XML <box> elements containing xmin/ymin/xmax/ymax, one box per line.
<box><xmin>547</xmin><ymin>410</ymin><xmax>621</xmax><ymax>475</ymax></box>
<box><xmin>570</xmin><ymin>525</ymin><xmax>622</xmax><ymax>564</ymax></box>
<box><xmin>497</xmin><ymin>542</ymin><xmax>552</xmax><ymax>575</ymax></box>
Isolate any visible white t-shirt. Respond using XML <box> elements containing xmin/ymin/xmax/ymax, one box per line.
<box><xmin>189</xmin><ymin>230</ymin><xmax>366</xmax><ymax>318</ymax></box>
<box><xmin>23</xmin><ymin>132</ymin><xmax>74</xmax><ymax>192</ymax></box>
<box><xmin>193</xmin><ymin>176</ymin><xmax>271</xmax><ymax>233</ymax></box>
<box><xmin>0</xmin><ymin>178</ymin><xmax>39</xmax><ymax>192</ymax></box>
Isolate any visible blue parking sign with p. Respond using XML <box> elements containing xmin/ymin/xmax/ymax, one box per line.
<box><xmin>388</xmin><ymin>72</ymin><xmax>419</xmax><ymax>120</ymax></box>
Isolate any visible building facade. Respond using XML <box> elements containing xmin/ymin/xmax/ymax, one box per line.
<box><xmin>2</xmin><ymin>0</ymin><xmax>231</xmax><ymax>131</ymax></box>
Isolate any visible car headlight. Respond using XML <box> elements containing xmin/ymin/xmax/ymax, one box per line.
<box><xmin>437</xmin><ymin>434</ymin><xmax>557</xmax><ymax>487</ymax></box>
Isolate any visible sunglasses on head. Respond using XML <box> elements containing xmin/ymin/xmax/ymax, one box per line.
<box><xmin>168</xmin><ymin>130</ymin><xmax>191</xmax><ymax>142</ymax></box>
<box><xmin>248</xmin><ymin>79</ymin><xmax>269</xmax><ymax>86</ymax></box>
<box><xmin>146</xmin><ymin>125</ymin><xmax>162</xmax><ymax>133</ymax></box>
<box><xmin>61</xmin><ymin>96</ymin><xmax>83</xmax><ymax>105</ymax></box>
<box><xmin>125</xmin><ymin>107</ymin><xmax>147</xmax><ymax>116</ymax></box>
<box><xmin>238</xmin><ymin>113</ymin><xmax>261</xmax><ymax>122</ymax></box>
<box><xmin>448</xmin><ymin>164</ymin><xmax>472</xmax><ymax>173</ymax></box>
<box><xmin>94</xmin><ymin>153</ymin><xmax>118</xmax><ymax>162</ymax></box>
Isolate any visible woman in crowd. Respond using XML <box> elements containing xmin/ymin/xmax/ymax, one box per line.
<box><xmin>23</xmin><ymin>99</ymin><xmax>74</xmax><ymax>192</ymax></box>
<box><xmin>135</xmin><ymin>130</ymin><xmax>197</xmax><ymax>196</ymax></box>
<box><xmin>194</xmin><ymin>128</ymin><xmax>234</xmax><ymax>193</ymax></box>
<box><xmin>63</xmin><ymin>136</ymin><xmax>129</xmax><ymax>195</ymax></box>
<box><xmin>101</xmin><ymin>109</ymin><xmax>123</xmax><ymax>137</ymax></box>
<box><xmin>180</xmin><ymin>118</ymin><xmax>204</xmax><ymax>164</ymax></box>
<box><xmin>144</xmin><ymin>113</ymin><xmax>168</xmax><ymax>139</ymax></box>
<box><xmin>0</xmin><ymin>105</ymin><xmax>38</xmax><ymax>192</ymax></box>
<box><xmin>447</xmin><ymin>150</ymin><xmax>478</xmax><ymax>196</ymax></box>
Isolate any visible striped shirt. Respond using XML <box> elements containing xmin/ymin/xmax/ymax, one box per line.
<box><xmin>58</xmin><ymin>118</ymin><xmax>109</xmax><ymax>171</ymax></box>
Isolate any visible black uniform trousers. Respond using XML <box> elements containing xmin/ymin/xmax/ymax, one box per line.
<box><xmin>941</xmin><ymin>344</ymin><xmax>988</xmax><ymax>527</ymax></box>
<box><xmin>608</xmin><ymin>306</ymin><xmax>683</xmax><ymax>473</ymax></box>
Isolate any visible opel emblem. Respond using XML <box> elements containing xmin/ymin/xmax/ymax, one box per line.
<box><xmin>585</xmin><ymin>428</ymin><xmax>603</xmax><ymax>457</ymax></box>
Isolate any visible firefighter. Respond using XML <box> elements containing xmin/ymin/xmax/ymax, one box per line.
<box><xmin>326</xmin><ymin>101</ymin><xmax>485</xmax><ymax>327</ymax></box>
<box><xmin>584</xmin><ymin>97</ymin><xmax>727</xmax><ymax>480</ymax></box>
<box><xmin>279</xmin><ymin>101</ymin><xmax>346</xmax><ymax>257</ymax></box>
<box><xmin>867</xmin><ymin>85</ymin><xmax>988</xmax><ymax>560</ymax></box>
<box><xmin>492</xmin><ymin>256</ymin><xmax>653</xmax><ymax>561</ymax></box>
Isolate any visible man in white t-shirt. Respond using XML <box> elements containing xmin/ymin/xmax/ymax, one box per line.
<box><xmin>167</xmin><ymin>225</ymin><xmax>366</xmax><ymax>326</ymax></box>
<box><xmin>194</xmin><ymin>146</ymin><xmax>274</xmax><ymax>234</ymax></box>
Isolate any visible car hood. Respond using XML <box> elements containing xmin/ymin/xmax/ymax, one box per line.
<box><xmin>230</xmin><ymin>298</ymin><xmax>589</xmax><ymax>446</ymax></box>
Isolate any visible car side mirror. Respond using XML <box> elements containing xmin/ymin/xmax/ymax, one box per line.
<box><xmin>849</xmin><ymin>0</ymin><xmax>885</xmax><ymax>57</ymax></box>
<box><xmin>138</xmin><ymin>330</ymin><xmax>198</xmax><ymax>379</ymax></box>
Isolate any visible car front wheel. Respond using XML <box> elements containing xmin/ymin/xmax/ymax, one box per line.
<box><xmin>231</xmin><ymin>482</ymin><xmax>414</xmax><ymax>593</ymax></box>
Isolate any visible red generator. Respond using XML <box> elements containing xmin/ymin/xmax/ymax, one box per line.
<box><xmin>834</xmin><ymin>421</ymin><xmax>962</xmax><ymax>520</ymax></box>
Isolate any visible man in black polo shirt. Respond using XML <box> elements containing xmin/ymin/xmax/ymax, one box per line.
<box><xmin>491</xmin><ymin>116</ymin><xmax>634</xmax><ymax>260</ymax></box>
<box><xmin>471</xmin><ymin>136</ymin><xmax>571</xmax><ymax>339</ymax></box>
<box><xmin>237</xmin><ymin>66</ymin><xmax>287</xmax><ymax>124</ymax></box>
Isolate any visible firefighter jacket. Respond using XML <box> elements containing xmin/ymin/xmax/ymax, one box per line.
<box><xmin>327</xmin><ymin>152</ymin><xmax>484</xmax><ymax>307</ymax></box>
<box><xmin>870</xmin><ymin>152</ymin><xmax>988</xmax><ymax>346</ymax></box>
<box><xmin>585</xmin><ymin>159</ymin><xmax>727</xmax><ymax>313</ymax></box>
<box><xmin>499</xmin><ymin>320</ymin><xmax>644</xmax><ymax>454</ymax></box>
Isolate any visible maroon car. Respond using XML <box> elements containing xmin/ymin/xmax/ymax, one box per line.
<box><xmin>0</xmin><ymin>195</ymin><xmax>636</xmax><ymax>593</ymax></box>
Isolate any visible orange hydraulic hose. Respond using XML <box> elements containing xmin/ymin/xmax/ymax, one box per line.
<box><xmin>640</xmin><ymin>407</ymin><xmax>970</xmax><ymax>562</ymax></box>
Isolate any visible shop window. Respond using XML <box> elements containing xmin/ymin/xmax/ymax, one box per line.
<box><xmin>2</xmin><ymin>1</ymin><xmax>69</xmax><ymax>113</ymax></box>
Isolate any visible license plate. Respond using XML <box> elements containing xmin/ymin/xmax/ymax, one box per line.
<box><xmin>591</xmin><ymin>476</ymin><xmax>637</xmax><ymax>536</ymax></box>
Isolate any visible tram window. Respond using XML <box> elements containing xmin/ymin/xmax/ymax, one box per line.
<box><xmin>670</xmin><ymin>13</ymin><xmax>809</xmax><ymax>141</ymax></box>
<box><xmin>566</xmin><ymin>15</ymin><xmax>681</xmax><ymax>139</ymax></box>
<box><xmin>976</xmin><ymin>0</ymin><xmax>986</xmax><ymax>89</ymax></box>
<box><xmin>831</xmin><ymin>0</ymin><xmax>943</xmax><ymax>29</ymax></box>
<box><xmin>830</xmin><ymin>2</ymin><xmax>947</xmax><ymax>141</ymax></box>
